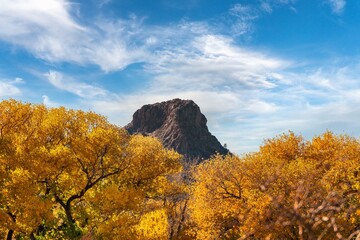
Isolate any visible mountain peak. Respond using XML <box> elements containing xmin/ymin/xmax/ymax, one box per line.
<box><xmin>125</xmin><ymin>99</ymin><xmax>229</xmax><ymax>162</ymax></box>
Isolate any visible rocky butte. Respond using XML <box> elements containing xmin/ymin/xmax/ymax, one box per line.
<box><xmin>125</xmin><ymin>98</ymin><xmax>229</xmax><ymax>163</ymax></box>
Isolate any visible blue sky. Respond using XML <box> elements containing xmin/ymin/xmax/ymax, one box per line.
<box><xmin>1</xmin><ymin>0</ymin><xmax>360</xmax><ymax>154</ymax></box>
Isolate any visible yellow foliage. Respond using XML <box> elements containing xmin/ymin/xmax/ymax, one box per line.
<box><xmin>134</xmin><ymin>209</ymin><xmax>169</xmax><ymax>240</ymax></box>
<box><xmin>89</xmin><ymin>135</ymin><xmax>183</xmax><ymax>239</ymax></box>
<box><xmin>190</xmin><ymin>132</ymin><xmax>360</xmax><ymax>239</ymax></box>
<box><xmin>1</xmin><ymin>99</ymin><xmax>358</xmax><ymax>240</ymax></box>
<box><xmin>0</xmin><ymin>100</ymin><xmax>183</xmax><ymax>239</ymax></box>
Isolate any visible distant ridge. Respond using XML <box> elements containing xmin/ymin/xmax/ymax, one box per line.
<box><xmin>125</xmin><ymin>98</ymin><xmax>229</xmax><ymax>162</ymax></box>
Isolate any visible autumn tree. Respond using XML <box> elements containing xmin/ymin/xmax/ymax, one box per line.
<box><xmin>85</xmin><ymin>135</ymin><xmax>183</xmax><ymax>239</ymax></box>
<box><xmin>0</xmin><ymin>100</ymin><xmax>54</xmax><ymax>239</ymax></box>
<box><xmin>190</xmin><ymin>132</ymin><xmax>360</xmax><ymax>239</ymax></box>
<box><xmin>0</xmin><ymin>100</ymin><xmax>184</xmax><ymax>239</ymax></box>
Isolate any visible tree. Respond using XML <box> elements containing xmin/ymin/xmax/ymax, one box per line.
<box><xmin>190</xmin><ymin>132</ymin><xmax>360</xmax><ymax>239</ymax></box>
<box><xmin>0</xmin><ymin>100</ymin><xmax>54</xmax><ymax>239</ymax></box>
<box><xmin>0</xmin><ymin>100</ymin><xmax>184</xmax><ymax>239</ymax></box>
<box><xmin>87</xmin><ymin>135</ymin><xmax>183</xmax><ymax>239</ymax></box>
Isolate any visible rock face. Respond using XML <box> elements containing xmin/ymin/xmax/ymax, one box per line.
<box><xmin>125</xmin><ymin>99</ymin><xmax>228</xmax><ymax>162</ymax></box>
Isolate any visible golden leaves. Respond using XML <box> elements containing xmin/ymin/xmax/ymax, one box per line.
<box><xmin>1</xmin><ymin>99</ymin><xmax>358</xmax><ymax>239</ymax></box>
<box><xmin>135</xmin><ymin>209</ymin><xmax>169</xmax><ymax>239</ymax></box>
<box><xmin>190</xmin><ymin>132</ymin><xmax>360</xmax><ymax>239</ymax></box>
<box><xmin>0</xmin><ymin>100</ymin><xmax>183</xmax><ymax>239</ymax></box>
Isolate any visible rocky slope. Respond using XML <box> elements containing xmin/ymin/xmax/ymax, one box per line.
<box><xmin>125</xmin><ymin>99</ymin><xmax>229</xmax><ymax>162</ymax></box>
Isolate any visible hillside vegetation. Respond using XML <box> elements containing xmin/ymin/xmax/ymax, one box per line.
<box><xmin>0</xmin><ymin>100</ymin><xmax>359</xmax><ymax>239</ymax></box>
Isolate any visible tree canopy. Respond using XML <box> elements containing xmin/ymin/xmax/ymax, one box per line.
<box><xmin>0</xmin><ymin>100</ymin><xmax>359</xmax><ymax>239</ymax></box>
<box><xmin>190</xmin><ymin>132</ymin><xmax>360</xmax><ymax>239</ymax></box>
<box><xmin>0</xmin><ymin>100</ymin><xmax>183</xmax><ymax>239</ymax></box>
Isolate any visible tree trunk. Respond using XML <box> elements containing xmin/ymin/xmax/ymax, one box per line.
<box><xmin>6</xmin><ymin>212</ymin><xmax>16</xmax><ymax>240</ymax></box>
<box><xmin>55</xmin><ymin>195</ymin><xmax>75</xmax><ymax>226</ymax></box>
<box><xmin>30</xmin><ymin>232</ymin><xmax>36</xmax><ymax>240</ymax></box>
<box><xmin>6</xmin><ymin>229</ymin><xmax>14</xmax><ymax>240</ymax></box>
<box><xmin>65</xmin><ymin>203</ymin><xmax>75</xmax><ymax>225</ymax></box>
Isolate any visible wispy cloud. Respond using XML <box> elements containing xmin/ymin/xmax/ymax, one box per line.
<box><xmin>147</xmin><ymin>34</ymin><xmax>288</xmax><ymax>91</ymax></box>
<box><xmin>260</xmin><ymin>2</ymin><xmax>273</xmax><ymax>13</ymax></box>
<box><xmin>42</xmin><ymin>95</ymin><xmax>59</xmax><ymax>107</ymax></box>
<box><xmin>44</xmin><ymin>71</ymin><xmax>107</xmax><ymax>98</ymax></box>
<box><xmin>225</xmin><ymin>1</ymin><xmax>300</xmax><ymax>38</ymax></box>
<box><xmin>0</xmin><ymin>77</ymin><xmax>24</xmax><ymax>97</ymax></box>
<box><xmin>228</xmin><ymin>4</ymin><xmax>259</xmax><ymax>37</ymax></box>
<box><xmin>0</xmin><ymin>82</ymin><xmax>22</xmax><ymax>97</ymax></box>
<box><xmin>0</xmin><ymin>0</ymin><xmax>304</xmax><ymax>73</ymax></box>
<box><xmin>327</xmin><ymin>0</ymin><xmax>346</xmax><ymax>14</ymax></box>
<box><xmin>0</xmin><ymin>0</ymin><xmax>85</xmax><ymax>60</ymax></box>
<box><xmin>0</xmin><ymin>0</ymin><xmax>298</xmax><ymax>72</ymax></box>
<box><xmin>97</xmin><ymin>0</ymin><xmax>111</xmax><ymax>8</ymax></box>
<box><xmin>0</xmin><ymin>0</ymin><xmax>149</xmax><ymax>71</ymax></box>
<box><xmin>161</xmin><ymin>0</ymin><xmax>202</xmax><ymax>10</ymax></box>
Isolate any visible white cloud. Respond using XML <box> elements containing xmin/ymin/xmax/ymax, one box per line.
<box><xmin>147</xmin><ymin>34</ymin><xmax>288</xmax><ymax>91</ymax></box>
<box><xmin>13</xmin><ymin>77</ymin><xmax>25</xmax><ymax>84</ymax></box>
<box><xmin>0</xmin><ymin>78</ymin><xmax>23</xmax><ymax>97</ymax></box>
<box><xmin>230</xmin><ymin>4</ymin><xmax>258</xmax><ymax>20</ymax></box>
<box><xmin>0</xmin><ymin>0</ymin><xmax>86</xmax><ymax>62</ymax></box>
<box><xmin>260</xmin><ymin>2</ymin><xmax>273</xmax><ymax>13</ymax></box>
<box><xmin>225</xmin><ymin>1</ymin><xmax>300</xmax><ymax>38</ymax></box>
<box><xmin>97</xmin><ymin>0</ymin><xmax>111</xmax><ymax>8</ymax></box>
<box><xmin>0</xmin><ymin>0</ymin><xmax>149</xmax><ymax>72</ymax></box>
<box><xmin>0</xmin><ymin>0</ymin><xmax>301</xmax><ymax>73</ymax></box>
<box><xmin>228</xmin><ymin>4</ymin><xmax>259</xmax><ymax>37</ymax></box>
<box><xmin>89</xmin><ymin>18</ymin><xmax>150</xmax><ymax>72</ymax></box>
<box><xmin>221</xmin><ymin>63</ymin><xmax>360</xmax><ymax>153</ymax></box>
<box><xmin>327</xmin><ymin>0</ymin><xmax>346</xmax><ymax>14</ymax></box>
<box><xmin>0</xmin><ymin>82</ymin><xmax>21</xmax><ymax>97</ymax></box>
<box><xmin>0</xmin><ymin>0</ymin><xmax>84</xmax><ymax>36</ymax></box>
<box><xmin>42</xmin><ymin>95</ymin><xmax>58</xmax><ymax>107</ymax></box>
<box><xmin>45</xmin><ymin>71</ymin><xmax>108</xmax><ymax>98</ymax></box>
